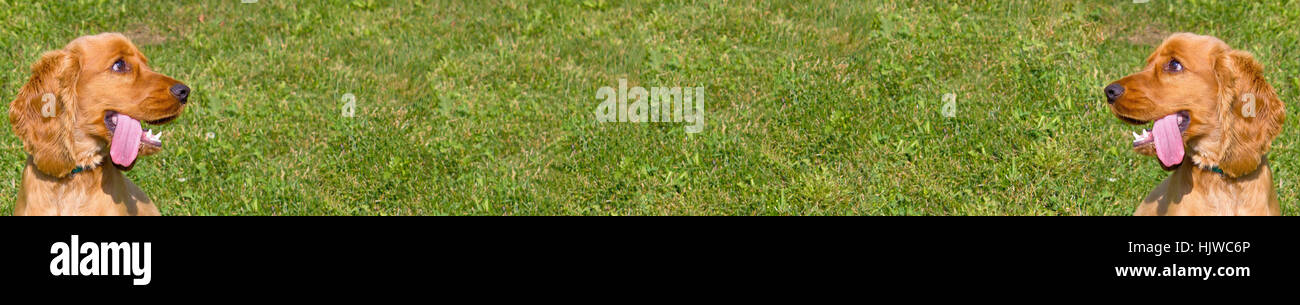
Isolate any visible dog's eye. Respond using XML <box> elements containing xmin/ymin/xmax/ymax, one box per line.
<box><xmin>1165</xmin><ymin>59</ymin><xmax>1183</xmax><ymax>72</ymax></box>
<box><xmin>111</xmin><ymin>59</ymin><xmax>129</xmax><ymax>73</ymax></box>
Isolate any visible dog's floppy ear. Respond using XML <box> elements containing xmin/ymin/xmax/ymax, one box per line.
<box><xmin>1213</xmin><ymin>49</ymin><xmax>1285</xmax><ymax>178</ymax></box>
<box><xmin>8</xmin><ymin>49</ymin><xmax>82</xmax><ymax>178</ymax></box>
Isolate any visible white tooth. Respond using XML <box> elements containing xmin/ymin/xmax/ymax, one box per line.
<box><xmin>1132</xmin><ymin>131</ymin><xmax>1141</xmax><ymax>141</ymax></box>
<box><xmin>157</xmin><ymin>131</ymin><xmax>164</xmax><ymax>140</ymax></box>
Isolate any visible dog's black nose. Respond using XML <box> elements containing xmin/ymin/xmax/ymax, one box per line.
<box><xmin>170</xmin><ymin>84</ymin><xmax>190</xmax><ymax>104</ymax></box>
<box><xmin>1104</xmin><ymin>83</ymin><xmax>1124</xmax><ymax>104</ymax></box>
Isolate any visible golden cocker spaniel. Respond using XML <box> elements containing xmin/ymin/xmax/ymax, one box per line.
<box><xmin>1106</xmin><ymin>33</ymin><xmax>1283</xmax><ymax>216</ymax></box>
<box><xmin>9</xmin><ymin>33</ymin><xmax>189</xmax><ymax>216</ymax></box>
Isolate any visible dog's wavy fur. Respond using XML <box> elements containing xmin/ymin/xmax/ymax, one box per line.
<box><xmin>1108</xmin><ymin>33</ymin><xmax>1283</xmax><ymax>215</ymax></box>
<box><xmin>9</xmin><ymin>33</ymin><xmax>187</xmax><ymax>215</ymax></box>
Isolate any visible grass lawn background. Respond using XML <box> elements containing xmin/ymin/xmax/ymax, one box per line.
<box><xmin>1</xmin><ymin>0</ymin><xmax>1297</xmax><ymax>215</ymax></box>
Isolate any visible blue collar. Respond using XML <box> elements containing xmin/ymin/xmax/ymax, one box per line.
<box><xmin>26</xmin><ymin>154</ymin><xmax>97</xmax><ymax>178</ymax></box>
<box><xmin>69</xmin><ymin>165</ymin><xmax>91</xmax><ymax>175</ymax></box>
<box><xmin>1202</xmin><ymin>155</ymin><xmax>1266</xmax><ymax>177</ymax></box>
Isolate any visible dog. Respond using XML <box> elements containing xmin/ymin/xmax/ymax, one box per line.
<box><xmin>1105</xmin><ymin>33</ymin><xmax>1283</xmax><ymax>216</ymax></box>
<box><xmin>9</xmin><ymin>33</ymin><xmax>189</xmax><ymax>216</ymax></box>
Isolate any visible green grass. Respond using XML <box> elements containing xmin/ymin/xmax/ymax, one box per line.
<box><xmin>1</xmin><ymin>0</ymin><xmax>1297</xmax><ymax>215</ymax></box>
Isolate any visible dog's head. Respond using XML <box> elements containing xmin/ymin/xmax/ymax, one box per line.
<box><xmin>9</xmin><ymin>33</ymin><xmax>189</xmax><ymax>178</ymax></box>
<box><xmin>1105</xmin><ymin>33</ymin><xmax>1283</xmax><ymax>177</ymax></box>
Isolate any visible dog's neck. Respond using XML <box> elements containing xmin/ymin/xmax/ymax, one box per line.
<box><xmin>16</xmin><ymin>155</ymin><xmax>157</xmax><ymax>216</ymax></box>
<box><xmin>1172</xmin><ymin>156</ymin><xmax>1274</xmax><ymax>215</ymax></box>
<box><xmin>22</xmin><ymin>156</ymin><xmax>121</xmax><ymax>212</ymax></box>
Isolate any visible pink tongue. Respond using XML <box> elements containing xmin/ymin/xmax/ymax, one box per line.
<box><xmin>1152</xmin><ymin>114</ymin><xmax>1184</xmax><ymax>167</ymax></box>
<box><xmin>110</xmin><ymin>113</ymin><xmax>142</xmax><ymax>167</ymax></box>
